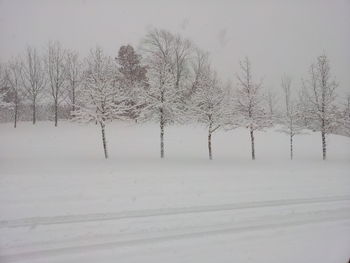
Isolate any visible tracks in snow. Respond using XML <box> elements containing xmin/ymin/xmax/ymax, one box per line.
<box><xmin>1</xmin><ymin>207</ymin><xmax>350</xmax><ymax>262</ymax></box>
<box><xmin>1</xmin><ymin>195</ymin><xmax>350</xmax><ymax>262</ymax></box>
<box><xmin>1</xmin><ymin>195</ymin><xmax>350</xmax><ymax>229</ymax></box>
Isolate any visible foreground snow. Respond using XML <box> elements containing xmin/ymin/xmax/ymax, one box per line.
<box><xmin>0</xmin><ymin>121</ymin><xmax>350</xmax><ymax>263</ymax></box>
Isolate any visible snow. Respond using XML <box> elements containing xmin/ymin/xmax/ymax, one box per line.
<box><xmin>0</xmin><ymin>121</ymin><xmax>350</xmax><ymax>263</ymax></box>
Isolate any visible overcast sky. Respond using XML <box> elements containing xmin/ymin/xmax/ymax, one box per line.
<box><xmin>0</xmin><ymin>0</ymin><xmax>349</xmax><ymax>95</ymax></box>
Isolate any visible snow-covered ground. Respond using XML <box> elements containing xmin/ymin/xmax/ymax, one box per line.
<box><xmin>0</xmin><ymin>121</ymin><xmax>350</xmax><ymax>263</ymax></box>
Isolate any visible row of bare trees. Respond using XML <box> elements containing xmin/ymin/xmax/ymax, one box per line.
<box><xmin>0</xmin><ymin>42</ymin><xmax>81</xmax><ymax>127</ymax></box>
<box><xmin>0</xmin><ymin>29</ymin><xmax>349</xmax><ymax>160</ymax></box>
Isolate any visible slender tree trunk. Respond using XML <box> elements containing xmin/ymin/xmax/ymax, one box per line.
<box><xmin>160</xmin><ymin>87</ymin><xmax>165</xmax><ymax>159</ymax></box>
<box><xmin>54</xmin><ymin>99</ymin><xmax>58</xmax><ymax>127</ymax></box>
<box><xmin>14</xmin><ymin>94</ymin><xmax>18</xmax><ymax>128</ymax></box>
<box><xmin>160</xmin><ymin>117</ymin><xmax>164</xmax><ymax>159</ymax></box>
<box><xmin>321</xmin><ymin>130</ymin><xmax>326</xmax><ymax>160</ymax></box>
<box><xmin>100</xmin><ymin>123</ymin><xmax>108</xmax><ymax>159</ymax></box>
<box><xmin>208</xmin><ymin>131</ymin><xmax>212</xmax><ymax>160</ymax></box>
<box><xmin>321</xmin><ymin>102</ymin><xmax>326</xmax><ymax>160</ymax></box>
<box><xmin>208</xmin><ymin>121</ymin><xmax>212</xmax><ymax>160</ymax></box>
<box><xmin>290</xmin><ymin>134</ymin><xmax>293</xmax><ymax>160</ymax></box>
<box><xmin>250</xmin><ymin>128</ymin><xmax>255</xmax><ymax>160</ymax></box>
<box><xmin>32</xmin><ymin>98</ymin><xmax>36</xmax><ymax>125</ymax></box>
<box><xmin>95</xmin><ymin>110</ymin><xmax>98</xmax><ymax>125</ymax></box>
<box><xmin>14</xmin><ymin>103</ymin><xmax>18</xmax><ymax>128</ymax></box>
<box><xmin>72</xmin><ymin>85</ymin><xmax>75</xmax><ymax>113</ymax></box>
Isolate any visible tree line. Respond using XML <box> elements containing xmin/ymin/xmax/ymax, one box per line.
<box><xmin>0</xmin><ymin>28</ymin><xmax>349</xmax><ymax>160</ymax></box>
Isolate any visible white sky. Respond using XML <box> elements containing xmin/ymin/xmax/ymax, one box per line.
<box><xmin>0</xmin><ymin>0</ymin><xmax>349</xmax><ymax>95</ymax></box>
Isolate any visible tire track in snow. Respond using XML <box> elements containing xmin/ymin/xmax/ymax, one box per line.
<box><xmin>1</xmin><ymin>208</ymin><xmax>350</xmax><ymax>262</ymax></box>
<box><xmin>1</xmin><ymin>195</ymin><xmax>350</xmax><ymax>228</ymax></box>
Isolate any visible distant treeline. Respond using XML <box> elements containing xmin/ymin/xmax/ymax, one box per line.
<box><xmin>0</xmin><ymin>28</ymin><xmax>349</xmax><ymax>160</ymax></box>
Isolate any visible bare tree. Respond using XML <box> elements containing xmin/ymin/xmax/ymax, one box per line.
<box><xmin>21</xmin><ymin>46</ymin><xmax>46</xmax><ymax>124</ymax></box>
<box><xmin>73</xmin><ymin>47</ymin><xmax>128</xmax><ymax>159</ymax></box>
<box><xmin>46</xmin><ymin>41</ymin><xmax>67</xmax><ymax>126</ymax></box>
<box><xmin>191</xmin><ymin>64</ymin><xmax>227</xmax><ymax>160</ymax></box>
<box><xmin>142</xmin><ymin>29</ymin><xmax>174</xmax><ymax>64</ymax></box>
<box><xmin>190</xmin><ymin>48</ymin><xmax>210</xmax><ymax>96</ymax></box>
<box><xmin>142</xmin><ymin>29</ymin><xmax>192</xmax><ymax>94</ymax></box>
<box><xmin>141</xmin><ymin>29</ymin><xmax>190</xmax><ymax>158</ymax></box>
<box><xmin>236</xmin><ymin>57</ymin><xmax>271</xmax><ymax>160</ymax></box>
<box><xmin>265</xmin><ymin>89</ymin><xmax>279</xmax><ymax>123</ymax></box>
<box><xmin>172</xmin><ymin>34</ymin><xmax>192</xmax><ymax>91</ymax></box>
<box><xmin>302</xmin><ymin>54</ymin><xmax>339</xmax><ymax>160</ymax></box>
<box><xmin>65</xmin><ymin>49</ymin><xmax>82</xmax><ymax>114</ymax></box>
<box><xmin>5</xmin><ymin>58</ymin><xmax>23</xmax><ymax>128</ymax></box>
<box><xmin>139</xmin><ymin>59</ymin><xmax>182</xmax><ymax>158</ymax></box>
<box><xmin>279</xmin><ymin>76</ymin><xmax>303</xmax><ymax>160</ymax></box>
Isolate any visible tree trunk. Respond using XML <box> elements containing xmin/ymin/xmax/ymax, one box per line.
<box><xmin>14</xmin><ymin>103</ymin><xmax>18</xmax><ymax>128</ymax></box>
<box><xmin>14</xmin><ymin>95</ymin><xmax>18</xmax><ymax>128</ymax></box>
<box><xmin>290</xmin><ymin>134</ymin><xmax>293</xmax><ymax>160</ymax></box>
<box><xmin>54</xmin><ymin>99</ymin><xmax>58</xmax><ymax>127</ymax></box>
<box><xmin>208</xmin><ymin>121</ymin><xmax>213</xmax><ymax>160</ymax></box>
<box><xmin>72</xmin><ymin>85</ymin><xmax>75</xmax><ymax>113</ymax></box>
<box><xmin>208</xmin><ymin>131</ymin><xmax>212</xmax><ymax>160</ymax></box>
<box><xmin>321</xmin><ymin>101</ymin><xmax>326</xmax><ymax>160</ymax></box>
<box><xmin>32</xmin><ymin>98</ymin><xmax>36</xmax><ymax>125</ymax></box>
<box><xmin>250</xmin><ymin>128</ymin><xmax>255</xmax><ymax>160</ymax></box>
<box><xmin>100</xmin><ymin>123</ymin><xmax>108</xmax><ymax>159</ymax></box>
<box><xmin>160</xmin><ymin>119</ymin><xmax>164</xmax><ymax>159</ymax></box>
<box><xmin>321</xmin><ymin>130</ymin><xmax>326</xmax><ymax>160</ymax></box>
<box><xmin>95</xmin><ymin>110</ymin><xmax>98</xmax><ymax>125</ymax></box>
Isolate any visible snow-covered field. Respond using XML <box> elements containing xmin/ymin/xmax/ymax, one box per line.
<box><xmin>0</xmin><ymin>121</ymin><xmax>350</xmax><ymax>263</ymax></box>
